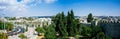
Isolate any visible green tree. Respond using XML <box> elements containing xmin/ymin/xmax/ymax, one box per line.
<box><xmin>81</xmin><ymin>25</ymin><xmax>92</xmax><ymax>37</ymax></box>
<box><xmin>52</xmin><ymin>12</ymin><xmax>68</xmax><ymax>37</ymax></box>
<box><xmin>8</xmin><ymin>17</ymin><xmax>16</xmax><ymax>20</ymax></box>
<box><xmin>51</xmin><ymin>10</ymin><xmax>110</xmax><ymax>39</ymax></box>
<box><xmin>70</xmin><ymin>10</ymin><xmax>75</xmax><ymax>19</ymax></box>
<box><xmin>28</xmin><ymin>17</ymin><xmax>33</xmax><ymax>21</ymax></box>
<box><xmin>26</xmin><ymin>26</ymin><xmax>28</xmax><ymax>31</ymax></box>
<box><xmin>0</xmin><ymin>21</ymin><xmax>4</xmax><ymax>30</ymax></box>
<box><xmin>74</xmin><ymin>19</ymin><xmax>81</xmax><ymax>35</ymax></box>
<box><xmin>0</xmin><ymin>21</ymin><xmax>14</xmax><ymax>31</ymax></box>
<box><xmin>91</xmin><ymin>26</ymin><xmax>102</xmax><ymax>38</ymax></box>
<box><xmin>35</xmin><ymin>26</ymin><xmax>45</xmax><ymax>36</ymax></box>
<box><xmin>52</xmin><ymin>10</ymin><xmax>81</xmax><ymax>37</ymax></box>
<box><xmin>87</xmin><ymin>13</ymin><xmax>93</xmax><ymax>23</ymax></box>
<box><xmin>67</xmin><ymin>10</ymin><xmax>76</xmax><ymax>36</ymax></box>
<box><xmin>6</xmin><ymin>22</ymin><xmax>14</xmax><ymax>31</ymax></box>
<box><xmin>44</xmin><ymin>23</ymin><xmax>56</xmax><ymax>39</ymax></box>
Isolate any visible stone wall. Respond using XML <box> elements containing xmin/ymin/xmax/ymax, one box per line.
<box><xmin>98</xmin><ymin>20</ymin><xmax>120</xmax><ymax>39</ymax></box>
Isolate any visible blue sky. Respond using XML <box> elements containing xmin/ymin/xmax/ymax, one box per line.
<box><xmin>0</xmin><ymin>0</ymin><xmax>120</xmax><ymax>17</ymax></box>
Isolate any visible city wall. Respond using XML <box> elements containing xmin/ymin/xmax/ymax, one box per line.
<box><xmin>98</xmin><ymin>20</ymin><xmax>120</xmax><ymax>39</ymax></box>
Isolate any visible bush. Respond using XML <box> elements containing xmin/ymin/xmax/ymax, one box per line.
<box><xmin>19</xmin><ymin>33</ymin><xmax>27</xmax><ymax>39</ymax></box>
<box><xmin>0</xmin><ymin>32</ymin><xmax>8</xmax><ymax>39</ymax></box>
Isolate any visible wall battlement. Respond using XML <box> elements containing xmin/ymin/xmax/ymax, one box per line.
<box><xmin>99</xmin><ymin>20</ymin><xmax>120</xmax><ymax>23</ymax></box>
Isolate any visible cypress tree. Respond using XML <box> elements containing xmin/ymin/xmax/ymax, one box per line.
<box><xmin>87</xmin><ymin>13</ymin><xmax>93</xmax><ymax>23</ymax></box>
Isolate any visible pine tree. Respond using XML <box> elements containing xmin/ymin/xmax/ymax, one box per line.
<box><xmin>67</xmin><ymin>10</ymin><xmax>76</xmax><ymax>36</ymax></box>
<box><xmin>52</xmin><ymin>12</ymin><xmax>68</xmax><ymax>37</ymax></box>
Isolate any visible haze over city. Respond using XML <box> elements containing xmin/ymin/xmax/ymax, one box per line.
<box><xmin>0</xmin><ymin>0</ymin><xmax>120</xmax><ymax>17</ymax></box>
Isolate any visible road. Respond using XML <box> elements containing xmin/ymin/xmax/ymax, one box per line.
<box><xmin>24</xmin><ymin>27</ymin><xmax>38</xmax><ymax>39</ymax></box>
<box><xmin>8</xmin><ymin>26</ymin><xmax>38</xmax><ymax>39</ymax></box>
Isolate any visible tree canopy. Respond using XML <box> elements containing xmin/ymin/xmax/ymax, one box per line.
<box><xmin>37</xmin><ymin>10</ymin><xmax>111</xmax><ymax>39</ymax></box>
<box><xmin>87</xmin><ymin>13</ymin><xmax>93</xmax><ymax>23</ymax></box>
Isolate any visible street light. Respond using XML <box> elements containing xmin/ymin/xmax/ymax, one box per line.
<box><xmin>2</xmin><ymin>14</ymin><xmax>6</xmax><ymax>33</ymax></box>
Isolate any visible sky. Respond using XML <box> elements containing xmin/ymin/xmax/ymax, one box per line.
<box><xmin>0</xmin><ymin>0</ymin><xmax>120</xmax><ymax>17</ymax></box>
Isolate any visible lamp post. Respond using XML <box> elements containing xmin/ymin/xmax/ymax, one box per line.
<box><xmin>2</xmin><ymin>6</ymin><xmax>7</xmax><ymax>33</ymax></box>
<box><xmin>3</xmin><ymin>14</ymin><xmax>6</xmax><ymax>33</ymax></box>
<box><xmin>22</xmin><ymin>17</ymin><xmax>25</xmax><ymax>33</ymax></box>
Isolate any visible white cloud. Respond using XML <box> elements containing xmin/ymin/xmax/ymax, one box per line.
<box><xmin>0</xmin><ymin>6</ymin><xmax>7</xmax><ymax>9</ymax></box>
<box><xmin>0</xmin><ymin>0</ymin><xmax>28</xmax><ymax>16</ymax></box>
<box><xmin>0</xmin><ymin>0</ymin><xmax>57</xmax><ymax>16</ymax></box>
<box><xmin>44</xmin><ymin>0</ymin><xmax>57</xmax><ymax>4</ymax></box>
<box><xmin>25</xmin><ymin>0</ymin><xmax>42</xmax><ymax>6</ymax></box>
